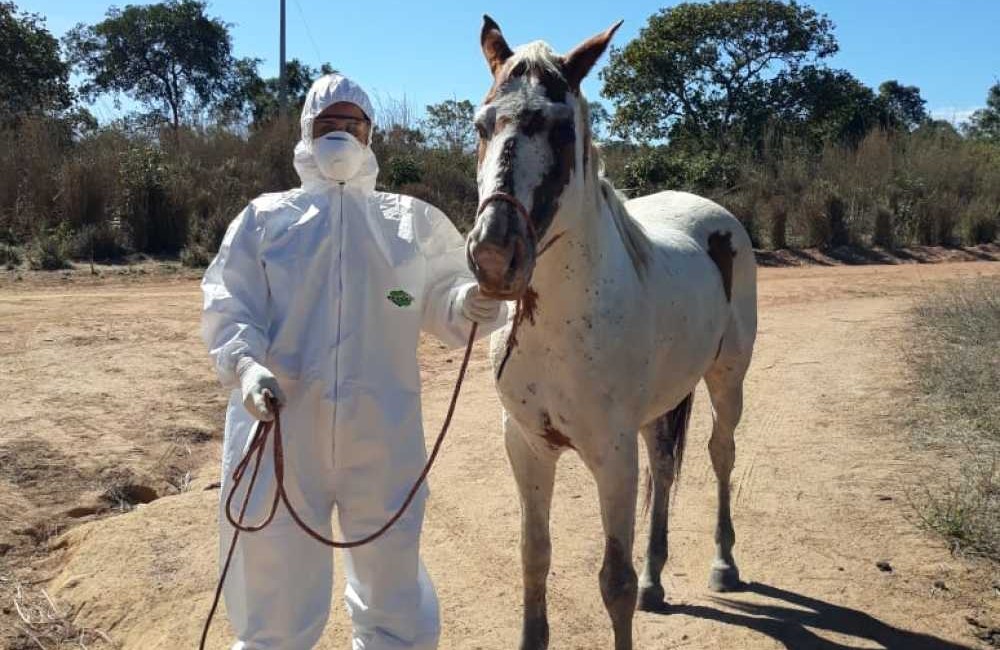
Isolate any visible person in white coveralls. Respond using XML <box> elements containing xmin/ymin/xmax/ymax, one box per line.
<box><xmin>201</xmin><ymin>73</ymin><xmax>506</xmax><ymax>649</ymax></box>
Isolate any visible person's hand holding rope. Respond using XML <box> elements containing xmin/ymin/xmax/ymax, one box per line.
<box><xmin>236</xmin><ymin>357</ymin><xmax>286</xmax><ymax>422</ymax></box>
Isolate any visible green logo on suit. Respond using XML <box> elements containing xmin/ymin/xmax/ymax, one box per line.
<box><xmin>387</xmin><ymin>289</ymin><xmax>415</xmax><ymax>307</ymax></box>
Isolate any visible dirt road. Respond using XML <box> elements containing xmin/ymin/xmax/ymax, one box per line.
<box><xmin>1</xmin><ymin>260</ymin><xmax>998</xmax><ymax>648</ymax></box>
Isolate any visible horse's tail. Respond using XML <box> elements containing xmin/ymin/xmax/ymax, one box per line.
<box><xmin>641</xmin><ymin>393</ymin><xmax>694</xmax><ymax>516</ymax></box>
<box><xmin>668</xmin><ymin>392</ymin><xmax>694</xmax><ymax>485</ymax></box>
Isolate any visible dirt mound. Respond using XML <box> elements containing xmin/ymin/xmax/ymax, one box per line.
<box><xmin>47</xmin><ymin>491</ymin><xmax>219</xmax><ymax>647</ymax></box>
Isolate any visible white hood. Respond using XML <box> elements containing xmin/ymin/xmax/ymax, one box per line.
<box><xmin>293</xmin><ymin>73</ymin><xmax>379</xmax><ymax>193</ymax></box>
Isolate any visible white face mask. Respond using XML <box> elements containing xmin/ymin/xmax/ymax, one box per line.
<box><xmin>312</xmin><ymin>131</ymin><xmax>365</xmax><ymax>182</ymax></box>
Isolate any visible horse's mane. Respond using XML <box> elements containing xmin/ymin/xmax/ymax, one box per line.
<box><xmin>507</xmin><ymin>41</ymin><xmax>563</xmax><ymax>79</ymax></box>
<box><xmin>598</xmin><ymin>170</ymin><xmax>652</xmax><ymax>278</ymax></box>
<box><xmin>509</xmin><ymin>41</ymin><xmax>652</xmax><ymax>278</ymax></box>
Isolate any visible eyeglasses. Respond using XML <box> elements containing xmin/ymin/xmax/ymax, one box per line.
<box><xmin>314</xmin><ymin>114</ymin><xmax>371</xmax><ymax>139</ymax></box>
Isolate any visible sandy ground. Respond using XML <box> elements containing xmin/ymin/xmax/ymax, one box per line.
<box><xmin>1</xmin><ymin>259</ymin><xmax>999</xmax><ymax>649</ymax></box>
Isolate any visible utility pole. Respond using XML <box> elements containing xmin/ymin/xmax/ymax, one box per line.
<box><xmin>279</xmin><ymin>0</ymin><xmax>287</xmax><ymax>115</ymax></box>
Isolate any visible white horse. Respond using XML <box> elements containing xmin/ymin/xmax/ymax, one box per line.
<box><xmin>465</xmin><ymin>17</ymin><xmax>758</xmax><ymax>650</ymax></box>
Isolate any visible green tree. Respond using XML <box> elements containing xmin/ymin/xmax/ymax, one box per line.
<box><xmin>779</xmin><ymin>66</ymin><xmax>883</xmax><ymax>146</ymax></box>
<box><xmin>373</xmin><ymin>124</ymin><xmax>426</xmax><ymax>150</ymax></box>
<box><xmin>588</xmin><ymin>101</ymin><xmax>611</xmax><ymax>140</ymax></box>
<box><xmin>220</xmin><ymin>58</ymin><xmax>337</xmax><ymax>126</ymax></box>
<box><xmin>878</xmin><ymin>80</ymin><xmax>927</xmax><ymax>131</ymax></box>
<box><xmin>0</xmin><ymin>2</ymin><xmax>73</xmax><ymax>120</ymax></box>
<box><xmin>965</xmin><ymin>82</ymin><xmax>1000</xmax><ymax>143</ymax></box>
<box><xmin>64</xmin><ymin>0</ymin><xmax>236</xmax><ymax>131</ymax></box>
<box><xmin>423</xmin><ymin>99</ymin><xmax>475</xmax><ymax>151</ymax></box>
<box><xmin>601</xmin><ymin>0</ymin><xmax>838</xmax><ymax>147</ymax></box>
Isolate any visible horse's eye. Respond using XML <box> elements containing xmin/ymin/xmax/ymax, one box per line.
<box><xmin>475</xmin><ymin>121</ymin><xmax>490</xmax><ymax>140</ymax></box>
<box><xmin>552</xmin><ymin>121</ymin><xmax>575</xmax><ymax>145</ymax></box>
<box><xmin>522</xmin><ymin>110</ymin><xmax>546</xmax><ymax>136</ymax></box>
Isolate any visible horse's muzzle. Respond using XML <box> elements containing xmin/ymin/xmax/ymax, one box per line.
<box><xmin>467</xmin><ymin>194</ymin><xmax>537</xmax><ymax>299</ymax></box>
<box><xmin>467</xmin><ymin>238</ymin><xmax>531</xmax><ymax>300</ymax></box>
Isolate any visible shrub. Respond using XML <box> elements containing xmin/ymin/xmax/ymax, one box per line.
<box><xmin>826</xmin><ymin>194</ymin><xmax>850</xmax><ymax>247</ymax></box>
<box><xmin>799</xmin><ymin>182</ymin><xmax>832</xmax><ymax>247</ymax></box>
<box><xmin>3</xmin><ymin>99</ymin><xmax>1000</xmax><ymax>256</ymax></box>
<box><xmin>960</xmin><ymin>198</ymin><xmax>999</xmax><ymax>244</ymax></box>
<box><xmin>405</xmin><ymin>149</ymin><xmax>478</xmax><ymax>231</ymax></box>
<box><xmin>117</xmin><ymin>144</ymin><xmax>187</xmax><ymax>254</ymax></box>
<box><xmin>69</xmin><ymin>222</ymin><xmax>128</xmax><ymax>261</ymax></box>
<box><xmin>908</xmin><ymin>277</ymin><xmax>1000</xmax><ymax>560</ymax></box>
<box><xmin>717</xmin><ymin>191</ymin><xmax>762</xmax><ymax>248</ymax></box>
<box><xmin>180</xmin><ymin>245</ymin><xmax>213</xmax><ymax>268</ymax></box>
<box><xmin>872</xmin><ymin>206</ymin><xmax>894</xmax><ymax>248</ymax></box>
<box><xmin>622</xmin><ymin>147</ymin><xmax>686</xmax><ymax>195</ymax></box>
<box><xmin>385</xmin><ymin>155</ymin><xmax>422</xmax><ymax>187</ymax></box>
<box><xmin>766</xmin><ymin>199</ymin><xmax>788</xmax><ymax>249</ymax></box>
<box><xmin>0</xmin><ymin>243</ymin><xmax>23</xmax><ymax>269</ymax></box>
<box><xmin>27</xmin><ymin>227</ymin><xmax>72</xmax><ymax>270</ymax></box>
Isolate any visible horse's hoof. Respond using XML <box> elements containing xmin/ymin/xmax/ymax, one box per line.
<box><xmin>708</xmin><ymin>565</ymin><xmax>742</xmax><ymax>592</ymax></box>
<box><xmin>637</xmin><ymin>584</ymin><xmax>665</xmax><ymax>611</ymax></box>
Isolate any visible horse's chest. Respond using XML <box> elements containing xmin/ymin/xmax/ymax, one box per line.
<box><xmin>495</xmin><ymin>321</ymin><xmax>635</xmax><ymax>440</ymax></box>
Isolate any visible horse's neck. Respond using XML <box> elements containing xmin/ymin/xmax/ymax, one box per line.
<box><xmin>531</xmin><ymin>176</ymin><xmax>621</xmax><ymax>318</ymax></box>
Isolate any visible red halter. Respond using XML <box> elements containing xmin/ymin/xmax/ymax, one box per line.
<box><xmin>477</xmin><ymin>191</ymin><xmax>538</xmax><ymax>245</ymax></box>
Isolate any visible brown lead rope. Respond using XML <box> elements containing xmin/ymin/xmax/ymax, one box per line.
<box><xmin>200</xmin><ymin>322</ymin><xmax>478</xmax><ymax>649</ymax></box>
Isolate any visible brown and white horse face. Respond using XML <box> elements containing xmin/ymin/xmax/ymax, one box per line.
<box><xmin>466</xmin><ymin>17</ymin><xmax>622</xmax><ymax>300</ymax></box>
<box><xmin>468</xmin><ymin>64</ymin><xmax>577</xmax><ymax>299</ymax></box>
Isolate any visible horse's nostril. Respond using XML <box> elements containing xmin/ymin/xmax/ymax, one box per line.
<box><xmin>474</xmin><ymin>246</ymin><xmax>505</xmax><ymax>272</ymax></box>
<box><xmin>472</xmin><ymin>243</ymin><xmax>513</xmax><ymax>285</ymax></box>
<box><xmin>466</xmin><ymin>245</ymin><xmax>481</xmax><ymax>275</ymax></box>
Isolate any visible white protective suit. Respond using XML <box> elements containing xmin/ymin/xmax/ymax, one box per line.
<box><xmin>201</xmin><ymin>73</ymin><xmax>505</xmax><ymax>650</ymax></box>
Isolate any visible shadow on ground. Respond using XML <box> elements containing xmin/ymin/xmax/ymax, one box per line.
<box><xmin>755</xmin><ymin>244</ymin><xmax>1000</xmax><ymax>268</ymax></box>
<box><xmin>649</xmin><ymin>582</ymin><xmax>976</xmax><ymax>649</ymax></box>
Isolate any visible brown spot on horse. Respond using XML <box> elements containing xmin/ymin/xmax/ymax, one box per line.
<box><xmin>540</xmin><ymin>412</ymin><xmax>574</xmax><ymax>450</ymax></box>
<box><xmin>520</xmin><ymin>286</ymin><xmax>539</xmax><ymax>324</ymax></box>
<box><xmin>529</xmin><ymin>114</ymin><xmax>575</xmax><ymax>238</ymax></box>
<box><xmin>707</xmin><ymin>231</ymin><xmax>736</xmax><ymax>302</ymax></box>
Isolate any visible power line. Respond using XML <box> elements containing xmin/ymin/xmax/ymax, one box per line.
<box><xmin>292</xmin><ymin>0</ymin><xmax>325</xmax><ymax>65</ymax></box>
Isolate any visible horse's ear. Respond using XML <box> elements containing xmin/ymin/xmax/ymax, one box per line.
<box><xmin>481</xmin><ymin>15</ymin><xmax>513</xmax><ymax>78</ymax></box>
<box><xmin>563</xmin><ymin>20</ymin><xmax>623</xmax><ymax>90</ymax></box>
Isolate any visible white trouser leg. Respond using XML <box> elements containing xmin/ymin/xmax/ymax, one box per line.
<box><xmin>337</xmin><ymin>492</ymin><xmax>440</xmax><ymax>650</ymax></box>
<box><xmin>220</xmin><ymin>509</ymin><xmax>334</xmax><ymax>650</ymax></box>
<box><xmin>219</xmin><ymin>391</ymin><xmax>336</xmax><ymax>649</ymax></box>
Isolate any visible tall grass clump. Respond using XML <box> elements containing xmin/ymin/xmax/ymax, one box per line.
<box><xmin>908</xmin><ymin>277</ymin><xmax>1000</xmax><ymax>560</ymax></box>
<box><xmin>3</xmin><ymin>109</ymin><xmax>998</xmax><ymax>267</ymax></box>
<box><xmin>683</xmin><ymin>129</ymin><xmax>1000</xmax><ymax>249</ymax></box>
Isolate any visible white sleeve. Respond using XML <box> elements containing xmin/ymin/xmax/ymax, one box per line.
<box><xmin>418</xmin><ymin>204</ymin><xmax>508</xmax><ymax>348</ymax></box>
<box><xmin>200</xmin><ymin>205</ymin><xmax>270</xmax><ymax>389</ymax></box>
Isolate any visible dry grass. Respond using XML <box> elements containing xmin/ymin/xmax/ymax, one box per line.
<box><xmin>907</xmin><ymin>276</ymin><xmax>1000</xmax><ymax>561</ymax></box>
<box><xmin>709</xmin><ymin>130</ymin><xmax>1000</xmax><ymax>249</ymax></box>
<box><xmin>2</xmin><ymin>110</ymin><xmax>998</xmax><ymax>267</ymax></box>
<box><xmin>1</xmin><ymin>572</ymin><xmax>116</xmax><ymax>649</ymax></box>
<box><xmin>0</xmin><ymin>110</ymin><xmax>482</xmax><ymax>268</ymax></box>
<box><xmin>912</xmin><ymin>277</ymin><xmax>1000</xmax><ymax>440</ymax></box>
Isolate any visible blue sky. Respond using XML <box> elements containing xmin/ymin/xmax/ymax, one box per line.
<box><xmin>18</xmin><ymin>0</ymin><xmax>1000</xmax><ymax>125</ymax></box>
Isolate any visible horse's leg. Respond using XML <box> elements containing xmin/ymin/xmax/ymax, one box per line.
<box><xmin>505</xmin><ymin>417</ymin><xmax>558</xmax><ymax>650</ymax></box>
<box><xmin>704</xmin><ymin>367</ymin><xmax>746</xmax><ymax>592</ymax></box>
<box><xmin>589</xmin><ymin>436</ymin><xmax>639</xmax><ymax>650</ymax></box>
<box><xmin>637</xmin><ymin>394</ymin><xmax>692</xmax><ymax>610</ymax></box>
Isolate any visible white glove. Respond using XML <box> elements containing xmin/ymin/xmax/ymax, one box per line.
<box><xmin>459</xmin><ymin>284</ymin><xmax>502</xmax><ymax>323</ymax></box>
<box><xmin>236</xmin><ymin>357</ymin><xmax>286</xmax><ymax>422</ymax></box>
